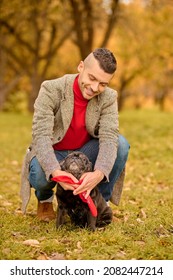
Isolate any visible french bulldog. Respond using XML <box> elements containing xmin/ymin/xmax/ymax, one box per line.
<box><xmin>55</xmin><ymin>151</ymin><xmax>112</xmax><ymax>231</ymax></box>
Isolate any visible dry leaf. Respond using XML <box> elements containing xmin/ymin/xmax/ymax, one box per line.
<box><xmin>77</xmin><ymin>241</ymin><xmax>82</xmax><ymax>250</ymax></box>
<box><xmin>11</xmin><ymin>231</ymin><xmax>23</xmax><ymax>238</ymax></box>
<box><xmin>123</xmin><ymin>214</ymin><xmax>130</xmax><ymax>222</ymax></box>
<box><xmin>116</xmin><ymin>250</ymin><xmax>126</xmax><ymax>258</ymax></box>
<box><xmin>37</xmin><ymin>252</ymin><xmax>49</xmax><ymax>260</ymax></box>
<box><xmin>113</xmin><ymin>216</ymin><xmax>121</xmax><ymax>222</ymax></box>
<box><xmin>23</xmin><ymin>239</ymin><xmax>40</xmax><ymax>246</ymax></box>
<box><xmin>155</xmin><ymin>224</ymin><xmax>169</xmax><ymax>237</ymax></box>
<box><xmin>135</xmin><ymin>240</ymin><xmax>146</xmax><ymax>246</ymax></box>
<box><xmin>2</xmin><ymin>248</ymin><xmax>11</xmax><ymax>255</ymax></box>
<box><xmin>15</xmin><ymin>208</ymin><xmax>23</xmax><ymax>215</ymax></box>
<box><xmin>168</xmin><ymin>225</ymin><xmax>173</xmax><ymax>234</ymax></box>
<box><xmin>136</xmin><ymin>218</ymin><xmax>144</xmax><ymax>223</ymax></box>
<box><xmin>158</xmin><ymin>199</ymin><xmax>164</xmax><ymax>205</ymax></box>
<box><xmin>129</xmin><ymin>200</ymin><xmax>138</xmax><ymax>205</ymax></box>
<box><xmin>49</xmin><ymin>253</ymin><xmax>65</xmax><ymax>260</ymax></box>
<box><xmin>139</xmin><ymin>209</ymin><xmax>147</xmax><ymax>219</ymax></box>
<box><xmin>1</xmin><ymin>201</ymin><xmax>12</xmax><ymax>207</ymax></box>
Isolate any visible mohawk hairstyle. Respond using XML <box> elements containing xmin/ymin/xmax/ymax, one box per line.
<box><xmin>93</xmin><ymin>48</ymin><xmax>117</xmax><ymax>74</ymax></box>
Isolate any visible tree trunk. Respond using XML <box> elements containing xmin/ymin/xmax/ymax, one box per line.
<box><xmin>28</xmin><ymin>75</ymin><xmax>43</xmax><ymax>112</ymax></box>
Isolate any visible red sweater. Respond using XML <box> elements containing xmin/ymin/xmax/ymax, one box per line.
<box><xmin>53</xmin><ymin>76</ymin><xmax>91</xmax><ymax>150</ymax></box>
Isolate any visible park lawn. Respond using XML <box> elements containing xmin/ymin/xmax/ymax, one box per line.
<box><xmin>0</xmin><ymin>109</ymin><xmax>172</xmax><ymax>260</ymax></box>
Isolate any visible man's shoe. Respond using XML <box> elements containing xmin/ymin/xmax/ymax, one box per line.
<box><xmin>37</xmin><ymin>201</ymin><xmax>56</xmax><ymax>222</ymax></box>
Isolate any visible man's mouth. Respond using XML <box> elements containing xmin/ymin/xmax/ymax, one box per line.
<box><xmin>85</xmin><ymin>88</ymin><xmax>97</xmax><ymax>96</ymax></box>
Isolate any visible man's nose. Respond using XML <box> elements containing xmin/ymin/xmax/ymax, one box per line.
<box><xmin>91</xmin><ymin>82</ymin><xmax>99</xmax><ymax>93</ymax></box>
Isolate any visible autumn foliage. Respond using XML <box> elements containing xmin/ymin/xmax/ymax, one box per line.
<box><xmin>0</xmin><ymin>0</ymin><xmax>173</xmax><ymax>112</ymax></box>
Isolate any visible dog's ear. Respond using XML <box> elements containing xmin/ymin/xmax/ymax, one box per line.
<box><xmin>60</xmin><ymin>159</ymin><xmax>66</xmax><ymax>171</ymax></box>
<box><xmin>88</xmin><ymin>161</ymin><xmax>92</xmax><ymax>172</ymax></box>
<box><xmin>85</xmin><ymin>160</ymin><xmax>92</xmax><ymax>172</ymax></box>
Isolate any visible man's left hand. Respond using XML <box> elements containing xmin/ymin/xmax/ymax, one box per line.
<box><xmin>73</xmin><ymin>169</ymin><xmax>104</xmax><ymax>198</ymax></box>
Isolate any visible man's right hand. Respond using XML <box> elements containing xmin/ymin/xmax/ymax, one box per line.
<box><xmin>51</xmin><ymin>169</ymin><xmax>79</xmax><ymax>191</ymax></box>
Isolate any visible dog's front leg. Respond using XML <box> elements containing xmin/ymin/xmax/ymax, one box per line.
<box><xmin>56</xmin><ymin>204</ymin><xmax>66</xmax><ymax>228</ymax></box>
<box><xmin>87</xmin><ymin>212</ymin><xmax>97</xmax><ymax>231</ymax></box>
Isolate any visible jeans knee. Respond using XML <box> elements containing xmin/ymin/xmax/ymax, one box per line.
<box><xmin>29</xmin><ymin>158</ymin><xmax>48</xmax><ymax>189</ymax></box>
<box><xmin>118</xmin><ymin>135</ymin><xmax>130</xmax><ymax>159</ymax></box>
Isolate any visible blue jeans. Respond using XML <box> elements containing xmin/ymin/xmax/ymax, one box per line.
<box><xmin>29</xmin><ymin>135</ymin><xmax>130</xmax><ymax>202</ymax></box>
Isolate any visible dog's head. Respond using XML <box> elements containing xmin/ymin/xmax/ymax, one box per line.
<box><xmin>60</xmin><ymin>152</ymin><xmax>92</xmax><ymax>180</ymax></box>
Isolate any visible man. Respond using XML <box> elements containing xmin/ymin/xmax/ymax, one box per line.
<box><xmin>20</xmin><ymin>48</ymin><xmax>130</xmax><ymax>222</ymax></box>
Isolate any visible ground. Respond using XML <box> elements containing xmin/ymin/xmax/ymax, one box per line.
<box><xmin>0</xmin><ymin>109</ymin><xmax>172</xmax><ymax>260</ymax></box>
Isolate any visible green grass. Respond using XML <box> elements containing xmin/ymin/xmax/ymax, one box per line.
<box><xmin>0</xmin><ymin>109</ymin><xmax>173</xmax><ymax>260</ymax></box>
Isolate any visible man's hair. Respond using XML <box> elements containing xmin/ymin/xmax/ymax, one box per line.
<box><xmin>92</xmin><ymin>48</ymin><xmax>117</xmax><ymax>74</ymax></box>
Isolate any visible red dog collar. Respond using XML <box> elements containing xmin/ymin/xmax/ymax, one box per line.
<box><xmin>52</xmin><ymin>175</ymin><xmax>97</xmax><ymax>217</ymax></box>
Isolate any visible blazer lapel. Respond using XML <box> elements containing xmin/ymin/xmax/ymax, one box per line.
<box><xmin>86</xmin><ymin>97</ymin><xmax>100</xmax><ymax>136</ymax></box>
<box><xmin>60</xmin><ymin>75</ymin><xmax>76</xmax><ymax>132</ymax></box>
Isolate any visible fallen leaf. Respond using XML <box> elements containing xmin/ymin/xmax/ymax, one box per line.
<box><xmin>135</xmin><ymin>240</ymin><xmax>146</xmax><ymax>246</ymax></box>
<box><xmin>1</xmin><ymin>201</ymin><xmax>12</xmax><ymax>207</ymax></box>
<box><xmin>116</xmin><ymin>250</ymin><xmax>126</xmax><ymax>258</ymax></box>
<box><xmin>37</xmin><ymin>252</ymin><xmax>49</xmax><ymax>260</ymax></box>
<box><xmin>14</xmin><ymin>209</ymin><xmax>23</xmax><ymax>215</ymax></box>
<box><xmin>158</xmin><ymin>199</ymin><xmax>164</xmax><ymax>205</ymax></box>
<box><xmin>23</xmin><ymin>239</ymin><xmax>40</xmax><ymax>246</ymax></box>
<box><xmin>2</xmin><ymin>248</ymin><xmax>11</xmax><ymax>255</ymax></box>
<box><xmin>49</xmin><ymin>253</ymin><xmax>65</xmax><ymax>260</ymax></box>
<box><xmin>139</xmin><ymin>209</ymin><xmax>147</xmax><ymax>219</ymax></box>
<box><xmin>11</xmin><ymin>231</ymin><xmax>23</xmax><ymax>238</ymax></box>
<box><xmin>168</xmin><ymin>225</ymin><xmax>173</xmax><ymax>234</ymax></box>
<box><xmin>155</xmin><ymin>224</ymin><xmax>169</xmax><ymax>237</ymax></box>
<box><xmin>136</xmin><ymin>218</ymin><xmax>144</xmax><ymax>223</ymax></box>
<box><xmin>77</xmin><ymin>241</ymin><xmax>82</xmax><ymax>250</ymax></box>
<box><xmin>113</xmin><ymin>216</ymin><xmax>121</xmax><ymax>222</ymax></box>
<box><xmin>123</xmin><ymin>214</ymin><xmax>130</xmax><ymax>222</ymax></box>
<box><xmin>129</xmin><ymin>200</ymin><xmax>138</xmax><ymax>205</ymax></box>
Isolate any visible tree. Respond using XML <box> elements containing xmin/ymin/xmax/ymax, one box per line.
<box><xmin>0</xmin><ymin>0</ymin><xmax>72</xmax><ymax>111</ymax></box>
<box><xmin>146</xmin><ymin>0</ymin><xmax>173</xmax><ymax>109</ymax></box>
<box><xmin>67</xmin><ymin>0</ymin><xmax>120</xmax><ymax>58</ymax></box>
<box><xmin>0</xmin><ymin>0</ymin><xmax>121</xmax><ymax>111</ymax></box>
<box><xmin>111</xmin><ymin>0</ymin><xmax>173</xmax><ymax>110</ymax></box>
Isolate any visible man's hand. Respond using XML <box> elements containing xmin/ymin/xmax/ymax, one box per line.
<box><xmin>51</xmin><ymin>169</ymin><xmax>79</xmax><ymax>191</ymax></box>
<box><xmin>73</xmin><ymin>169</ymin><xmax>104</xmax><ymax>198</ymax></box>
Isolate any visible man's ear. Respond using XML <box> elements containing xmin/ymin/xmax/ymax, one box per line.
<box><xmin>77</xmin><ymin>61</ymin><xmax>84</xmax><ymax>73</ymax></box>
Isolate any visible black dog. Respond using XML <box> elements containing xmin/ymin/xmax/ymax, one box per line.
<box><xmin>55</xmin><ymin>152</ymin><xmax>112</xmax><ymax>231</ymax></box>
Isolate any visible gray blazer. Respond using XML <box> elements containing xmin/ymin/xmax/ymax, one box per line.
<box><xmin>20</xmin><ymin>74</ymin><xmax>124</xmax><ymax>213</ymax></box>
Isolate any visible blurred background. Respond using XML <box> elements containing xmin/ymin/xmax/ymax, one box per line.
<box><xmin>0</xmin><ymin>1</ymin><xmax>173</xmax><ymax>261</ymax></box>
<box><xmin>0</xmin><ymin>0</ymin><xmax>173</xmax><ymax>113</ymax></box>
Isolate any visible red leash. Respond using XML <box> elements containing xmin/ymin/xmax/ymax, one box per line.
<box><xmin>52</xmin><ymin>175</ymin><xmax>97</xmax><ymax>217</ymax></box>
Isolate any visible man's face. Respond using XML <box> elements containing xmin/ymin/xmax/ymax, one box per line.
<box><xmin>77</xmin><ymin>58</ymin><xmax>114</xmax><ymax>100</ymax></box>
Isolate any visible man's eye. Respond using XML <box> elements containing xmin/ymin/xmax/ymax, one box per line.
<box><xmin>100</xmin><ymin>83</ymin><xmax>107</xmax><ymax>87</ymax></box>
<box><xmin>89</xmin><ymin>76</ymin><xmax>95</xmax><ymax>81</ymax></box>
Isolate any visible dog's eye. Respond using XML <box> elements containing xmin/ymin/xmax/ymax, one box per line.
<box><xmin>74</xmin><ymin>155</ymin><xmax>80</xmax><ymax>160</ymax></box>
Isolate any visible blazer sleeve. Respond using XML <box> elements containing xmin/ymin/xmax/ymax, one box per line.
<box><xmin>32</xmin><ymin>80</ymin><xmax>61</xmax><ymax>180</ymax></box>
<box><xmin>94</xmin><ymin>89</ymin><xmax>119</xmax><ymax>181</ymax></box>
